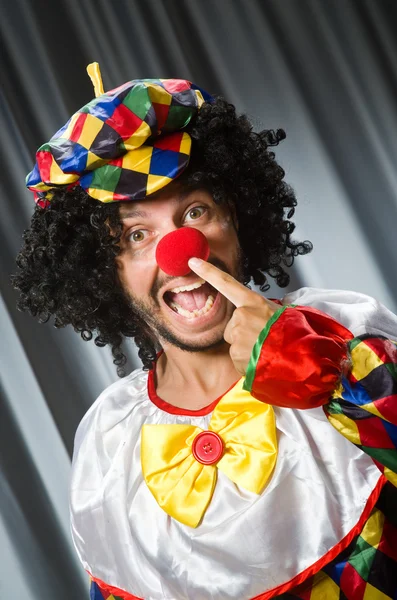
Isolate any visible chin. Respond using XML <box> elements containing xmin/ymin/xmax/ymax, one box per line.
<box><xmin>157</xmin><ymin>321</ymin><xmax>227</xmax><ymax>353</ymax></box>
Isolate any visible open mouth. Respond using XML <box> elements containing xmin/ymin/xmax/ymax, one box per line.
<box><xmin>163</xmin><ymin>279</ymin><xmax>219</xmax><ymax>319</ymax></box>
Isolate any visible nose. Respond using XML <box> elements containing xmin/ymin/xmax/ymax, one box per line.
<box><xmin>155</xmin><ymin>228</ymin><xmax>210</xmax><ymax>276</ymax></box>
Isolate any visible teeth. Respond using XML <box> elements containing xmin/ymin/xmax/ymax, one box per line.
<box><xmin>169</xmin><ymin>295</ymin><xmax>214</xmax><ymax>319</ymax></box>
<box><xmin>169</xmin><ymin>278</ymin><xmax>206</xmax><ymax>294</ymax></box>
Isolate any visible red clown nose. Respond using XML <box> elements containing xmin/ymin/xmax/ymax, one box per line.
<box><xmin>155</xmin><ymin>228</ymin><xmax>210</xmax><ymax>276</ymax></box>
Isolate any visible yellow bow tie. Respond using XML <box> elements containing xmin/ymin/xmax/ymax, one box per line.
<box><xmin>141</xmin><ymin>378</ymin><xmax>278</xmax><ymax>527</ymax></box>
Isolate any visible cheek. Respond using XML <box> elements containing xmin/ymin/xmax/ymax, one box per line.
<box><xmin>206</xmin><ymin>214</ymin><xmax>239</xmax><ymax>254</ymax></box>
<box><xmin>116</xmin><ymin>254</ymin><xmax>156</xmax><ymax>300</ymax></box>
<box><xmin>221</xmin><ymin>215</ymin><xmax>239</xmax><ymax>242</ymax></box>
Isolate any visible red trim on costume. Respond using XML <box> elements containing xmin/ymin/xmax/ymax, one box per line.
<box><xmin>250</xmin><ymin>474</ymin><xmax>387</xmax><ymax>599</ymax></box>
<box><xmin>147</xmin><ymin>354</ymin><xmax>239</xmax><ymax>416</ymax></box>
<box><xmin>87</xmin><ymin>477</ymin><xmax>386</xmax><ymax>600</ymax></box>
<box><xmin>88</xmin><ymin>571</ymin><xmax>143</xmax><ymax>600</ymax></box>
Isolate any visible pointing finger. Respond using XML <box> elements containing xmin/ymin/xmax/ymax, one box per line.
<box><xmin>188</xmin><ymin>257</ymin><xmax>253</xmax><ymax>308</ymax></box>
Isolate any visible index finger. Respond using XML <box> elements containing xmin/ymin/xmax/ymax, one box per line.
<box><xmin>188</xmin><ymin>257</ymin><xmax>253</xmax><ymax>308</ymax></box>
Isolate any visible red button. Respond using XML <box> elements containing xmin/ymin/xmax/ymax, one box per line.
<box><xmin>192</xmin><ymin>431</ymin><xmax>224</xmax><ymax>465</ymax></box>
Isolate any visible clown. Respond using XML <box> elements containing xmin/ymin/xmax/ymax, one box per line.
<box><xmin>13</xmin><ymin>64</ymin><xmax>397</xmax><ymax>599</ymax></box>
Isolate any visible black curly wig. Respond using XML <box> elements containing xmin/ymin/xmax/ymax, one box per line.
<box><xmin>13</xmin><ymin>98</ymin><xmax>312</xmax><ymax>375</ymax></box>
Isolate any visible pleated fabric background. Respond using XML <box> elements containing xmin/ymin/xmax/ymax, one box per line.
<box><xmin>1</xmin><ymin>0</ymin><xmax>397</xmax><ymax>596</ymax></box>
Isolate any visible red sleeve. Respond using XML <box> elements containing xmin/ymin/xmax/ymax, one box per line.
<box><xmin>242</xmin><ymin>305</ymin><xmax>354</xmax><ymax>409</ymax></box>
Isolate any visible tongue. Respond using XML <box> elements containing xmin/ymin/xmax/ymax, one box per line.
<box><xmin>169</xmin><ymin>282</ymin><xmax>213</xmax><ymax>311</ymax></box>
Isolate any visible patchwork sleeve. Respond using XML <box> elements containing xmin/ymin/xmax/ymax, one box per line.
<box><xmin>324</xmin><ymin>335</ymin><xmax>397</xmax><ymax>486</ymax></box>
<box><xmin>242</xmin><ymin>304</ymin><xmax>397</xmax><ymax>484</ymax></box>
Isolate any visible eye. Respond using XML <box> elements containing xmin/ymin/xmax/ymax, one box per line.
<box><xmin>185</xmin><ymin>206</ymin><xmax>207</xmax><ymax>221</ymax></box>
<box><xmin>128</xmin><ymin>229</ymin><xmax>147</xmax><ymax>243</ymax></box>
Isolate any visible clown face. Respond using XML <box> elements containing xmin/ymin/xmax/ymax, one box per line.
<box><xmin>116</xmin><ymin>184</ymin><xmax>243</xmax><ymax>352</ymax></box>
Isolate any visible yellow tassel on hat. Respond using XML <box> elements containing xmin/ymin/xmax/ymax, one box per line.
<box><xmin>86</xmin><ymin>62</ymin><xmax>104</xmax><ymax>97</ymax></box>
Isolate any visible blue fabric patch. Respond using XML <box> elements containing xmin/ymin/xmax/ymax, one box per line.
<box><xmin>191</xmin><ymin>83</ymin><xmax>214</xmax><ymax>103</ymax></box>
<box><xmin>86</xmin><ymin>95</ymin><xmax>122</xmax><ymax>121</ymax></box>
<box><xmin>325</xmin><ymin>558</ymin><xmax>347</xmax><ymax>585</ymax></box>
<box><xmin>52</xmin><ymin>140</ymin><xmax>89</xmax><ymax>173</ymax></box>
<box><xmin>149</xmin><ymin>147</ymin><xmax>181</xmax><ymax>177</ymax></box>
<box><xmin>90</xmin><ymin>580</ymin><xmax>104</xmax><ymax>599</ymax></box>
<box><xmin>52</xmin><ymin>117</ymin><xmax>72</xmax><ymax>139</ymax></box>
<box><xmin>341</xmin><ymin>377</ymin><xmax>373</xmax><ymax>407</ymax></box>
<box><xmin>26</xmin><ymin>162</ymin><xmax>41</xmax><ymax>186</ymax></box>
<box><xmin>79</xmin><ymin>171</ymin><xmax>94</xmax><ymax>189</ymax></box>
<box><xmin>383</xmin><ymin>419</ymin><xmax>397</xmax><ymax>448</ymax></box>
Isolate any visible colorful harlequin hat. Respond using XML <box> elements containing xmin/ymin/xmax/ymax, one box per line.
<box><xmin>26</xmin><ymin>63</ymin><xmax>213</xmax><ymax>208</ymax></box>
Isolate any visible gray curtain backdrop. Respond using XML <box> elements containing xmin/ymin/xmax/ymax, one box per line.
<box><xmin>1</xmin><ymin>0</ymin><xmax>397</xmax><ymax>596</ymax></box>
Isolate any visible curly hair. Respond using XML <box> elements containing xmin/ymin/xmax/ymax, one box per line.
<box><xmin>13</xmin><ymin>97</ymin><xmax>312</xmax><ymax>375</ymax></box>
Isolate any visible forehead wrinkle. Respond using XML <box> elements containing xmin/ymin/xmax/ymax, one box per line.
<box><xmin>119</xmin><ymin>189</ymin><xmax>196</xmax><ymax>221</ymax></box>
<box><xmin>120</xmin><ymin>208</ymin><xmax>150</xmax><ymax>221</ymax></box>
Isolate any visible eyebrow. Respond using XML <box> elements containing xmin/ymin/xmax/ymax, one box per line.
<box><xmin>120</xmin><ymin>190</ymin><xmax>194</xmax><ymax>221</ymax></box>
<box><xmin>120</xmin><ymin>208</ymin><xmax>150</xmax><ymax>220</ymax></box>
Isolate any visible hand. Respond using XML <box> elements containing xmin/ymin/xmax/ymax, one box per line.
<box><xmin>188</xmin><ymin>258</ymin><xmax>281</xmax><ymax>376</ymax></box>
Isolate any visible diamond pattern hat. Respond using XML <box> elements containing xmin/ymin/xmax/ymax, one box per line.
<box><xmin>26</xmin><ymin>63</ymin><xmax>213</xmax><ymax>208</ymax></box>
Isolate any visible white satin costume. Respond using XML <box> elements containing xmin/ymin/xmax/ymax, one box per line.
<box><xmin>69</xmin><ymin>287</ymin><xmax>397</xmax><ymax>600</ymax></box>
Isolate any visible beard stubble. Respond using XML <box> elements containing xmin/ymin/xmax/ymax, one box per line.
<box><xmin>124</xmin><ymin>250</ymin><xmax>245</xmax><ymax>354</ymax></box>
